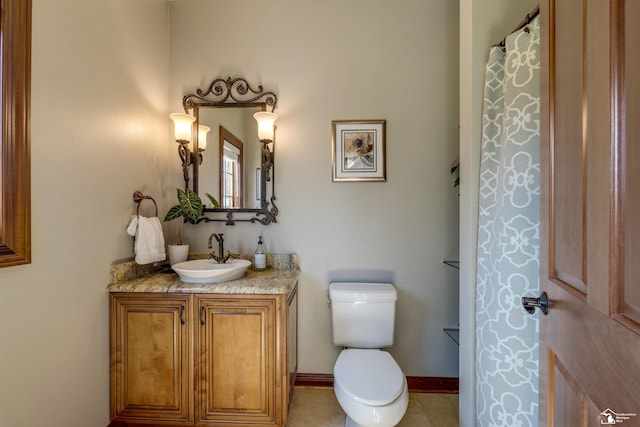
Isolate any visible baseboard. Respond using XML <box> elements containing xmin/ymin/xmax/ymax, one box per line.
<box><xmin>406</xmin><ymin>376</ymin><xmax>459</xmax><ymax>393</ymax></box>
<box><xmin>295</xmin><ymin>373</ymin><xmax>459</xmax><ymax>394</ymax></box>
<box><xmin>295</xmin><ymin>373</ymin><xmax>335</xmax><ymax>388</ymax></box>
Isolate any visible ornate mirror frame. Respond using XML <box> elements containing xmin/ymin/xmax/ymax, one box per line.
<box><xmin>0</xmin><ymin>0</ymin><xmax>32</xmax><ymax>268</ymax></box>
<box><xmin>181</xmin><ymin>77</ymin><xmax>278</xmax><ymax>225</ymax></box>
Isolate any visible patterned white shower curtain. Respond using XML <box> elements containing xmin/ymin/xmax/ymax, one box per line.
<box><xmin>475</xmin><ymin>16</ymin><xmax>540</xmax><ymax>427</ymax></box>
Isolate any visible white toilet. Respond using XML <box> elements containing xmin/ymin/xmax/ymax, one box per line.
<box><xmin>329</xmin><ymin>282</ymin><xmax>409</xmax><ymax>427</ymax></box>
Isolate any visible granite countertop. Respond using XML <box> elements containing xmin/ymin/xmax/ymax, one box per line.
<box><xmin>107</xmin><ymin>253</ymin><xmax>298</xmax><ymax>296</ymax></box>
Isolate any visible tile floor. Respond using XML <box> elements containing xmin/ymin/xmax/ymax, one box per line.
<box><xmin>287</xmin><ymin>387</ymin><xmax>459</xmax><ymax>427</ymax></box>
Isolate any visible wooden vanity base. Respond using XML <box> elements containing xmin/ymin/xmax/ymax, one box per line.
<box><xmin>109</xmin><ymin>287</ymin><xmax>298</xmax><ymax>427</ymax></box>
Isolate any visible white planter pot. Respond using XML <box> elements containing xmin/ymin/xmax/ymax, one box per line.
<box><xmin>168</xmin><ymin>244</ymin><xmax>189</xmax><ymax>265</ymax></box>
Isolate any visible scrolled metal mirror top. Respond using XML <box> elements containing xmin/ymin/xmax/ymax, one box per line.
<box><xmin>181</xmin><ymin>76</ymin><xmax>278</xmax><ymax>225</ymax></box>
<box><xmin>183</xmin><ymin>76</ymin><xmax>277</xmax><ymax>111</ymax></box>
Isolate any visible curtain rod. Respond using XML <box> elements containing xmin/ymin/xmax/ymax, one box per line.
<box><xmin>494</xmin><ymin>5</ymin><xmax>540</xmax><ymax>48</ymax></box>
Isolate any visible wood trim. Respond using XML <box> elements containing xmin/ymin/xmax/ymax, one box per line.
<box><xmin>615</xmin><ymin>1</ymin><xmax>640</xmax><ymax>333</ymax></box>
<box><xmin>295</xmin><ymin>373</ymin><xmax>459</xmax><ymax>394</ymax></box>
<box><xmin>0</xmin><ymin>0</ymin><xmax>31</xmax><ymax>268</ymax></box>
<box><xmin>406</xmin><ymin>376</ymin><xmax>459</xmax><ymax>393</ymax></box>
<box><xmin>609</xmin><ymin>0</ymin><xmax>624</xmax><ymax>318</ymax></box>
<box><xmin>294</xmin><ymin>373</ymin><xmax>334</xmax><ymax>388</ymax></box>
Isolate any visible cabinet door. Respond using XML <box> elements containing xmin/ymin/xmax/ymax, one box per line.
<box><xmin>196</xmin><ymin>295</ymin><xmax>277</xmax><ymax>425</ymax></box>
<box><xmin>110</xmin><ymin>294</ymin><xmax>192</xmax><ymax>424</ymax></box>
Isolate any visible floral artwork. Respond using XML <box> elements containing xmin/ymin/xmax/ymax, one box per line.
<box><xmin>332</xmin><ymin>120</ymin><xmax>386</xmax><ymax>182</ymax></box>
<box><xmin>343</xmin><ymin>131</ymin><xmax>375</xmax><ymax>170</ymax></box>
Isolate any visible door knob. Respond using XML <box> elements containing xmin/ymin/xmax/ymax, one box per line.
<box><xmin>522</xmin><ymin>292</ymin><xmax>549</xmax><ymax>315</ymax></box>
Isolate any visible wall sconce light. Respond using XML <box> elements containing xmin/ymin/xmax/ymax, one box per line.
<box><xmin>254</xmin><ymin>111</ymin><xmax>278</xmax><ymax>142</ymax></box>
<box><xmin>253</xmin><ymin>111</ymin><xmax>278</xmax><ymax>181</ymax></box>
<box><xmin>198</xmin><ymin>125</ymin><xmax>211</xmax><ymax>151</ymax></box>
<box><xmin>170</xmin><ymin>112</ymin><xmax>206</xmax><ymax>183</ymax></box>
<box><xmin>170</xmin><ymin>113</ymin><xmax>195</xmax><ymax>143</ymax></box>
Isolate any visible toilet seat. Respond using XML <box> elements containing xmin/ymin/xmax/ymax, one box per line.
<box><xmin>334</xmin><ymin>349</ymin><xmax>405</xmax><ymax>406</ymax></box>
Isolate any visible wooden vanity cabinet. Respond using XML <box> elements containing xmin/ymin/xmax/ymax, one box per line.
<box><xmin>110</xmin><ymin>294</ymin><xmax>192</xmax><ymax>424</ymax></box>
<box><xmin>196</xmin><ymin>295</ymin><xmax>278</xmax><ymax>424</ymax></box>
<box><xmin>109</xmin><ymin>287</ymin><xmax>297</xmax><ymax>427</ymax></box>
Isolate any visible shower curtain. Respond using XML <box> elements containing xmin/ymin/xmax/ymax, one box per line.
<box><xmin>475</xmin><ymin>16</ymin><xmax>540</xmax><ymax>427</ymax></box>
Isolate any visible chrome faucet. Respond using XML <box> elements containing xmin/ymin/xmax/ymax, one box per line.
<box><xmin>208</xmin><ymin>233</ymin><xmax>231</xmax><ymax>263</ymax></box>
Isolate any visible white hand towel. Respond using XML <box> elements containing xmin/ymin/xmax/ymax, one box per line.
<box><xmin>126</xmin><ymin>215</ymin><xmax>166</xmax><ymax>265</ymax></box>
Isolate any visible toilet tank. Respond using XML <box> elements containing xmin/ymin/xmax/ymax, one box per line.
<box><xmin>329</xmin><ymin>282</ymin><xmax>397</xmax><ymax>348</ymax></box>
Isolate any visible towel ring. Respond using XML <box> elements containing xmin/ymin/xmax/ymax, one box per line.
<box><xmin>133</xmin><ymin>191</ymin><xmax>158</xmax><ymax>217</ymax></box>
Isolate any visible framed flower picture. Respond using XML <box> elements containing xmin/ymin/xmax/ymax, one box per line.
<box><xmin>331</xmin><ymin>120</ymin><xmax>386</xmax><ymax>182</ymax></box>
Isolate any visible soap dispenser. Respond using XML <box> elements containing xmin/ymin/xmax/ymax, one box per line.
<box><xmin>254</xmin><ymin>235</ymin><xmax>266</xmax><ymax>270</ymax></box>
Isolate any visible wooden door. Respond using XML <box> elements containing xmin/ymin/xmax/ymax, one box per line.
<box><xmin>196</xmin><ymin>295</ymin><xmax>278</xmax><ymax>425</ymax></box>
<box><xmin>539</xmin><ymin>1</ymin><xmax>640</xmax><ymax>425</ymax></box>
<box><xmin>110</xmin><ymin>294</ymin><xmax>192</xmax><ymax>424</ymax></box>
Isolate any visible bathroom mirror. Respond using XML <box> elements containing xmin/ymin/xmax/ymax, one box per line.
<box><xmin>198</xmin><ymin>107</ymin><xmax>263</xmax><ymax>209</ymax></box>
<box><xmin>181</xmin><ymin>77</ymin><xmax>278</xmax><ymax>225</ymax></box>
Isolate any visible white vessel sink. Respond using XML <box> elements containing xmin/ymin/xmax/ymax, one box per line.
<box><xmin>172</xmin><ymin>259</ymin><xmax>252</xmax><ymax>283</ymax></box>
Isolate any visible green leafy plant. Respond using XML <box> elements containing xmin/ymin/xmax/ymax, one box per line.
<box><xmin>164</xmin><ymin>189</ymin><xmax>220</xmax><ymax>245</ymax></box>
<box><xmin>204</xmin><ymin>192</ymin><xmax>220</xmax><ymax>209</ymax></box>
<box><xmin>164</xmin><ymin>188</ymin><xmax>203</xmax><ymax>223</ymax></box>
<box><xmin>164</xmin><ymin>188</ymin><xmax>220</xmax><ymax>245</ymax></box>
<box><xmin>450</xmin><ymin>161</ymin><xmax>460</xmax><ymax>188</ymax></box>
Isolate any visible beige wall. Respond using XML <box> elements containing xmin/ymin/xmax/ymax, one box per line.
<box><xmin>0</xmin><ymin>1</ymin><xmax>461</xmax><ymax>426</ymax></box>
<box><xmin>171</xmin><ymin>0</ymin><xmax>460</xmax><ymax>377</ymax></box>
<box><xmin>0</xmin><ymin>0</ymin><xmax>170</xmax><ymax>426</ymax></box>
<box><xmin>458</xmin><ymin>1</ymin><xmax>540</xmax><ymax>425</ymax></box>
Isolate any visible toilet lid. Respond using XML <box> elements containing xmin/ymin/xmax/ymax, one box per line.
<box><xmin>334</xmin><ymin>349</ymin><xmax>405</xmax><ymax>406</ymax></box>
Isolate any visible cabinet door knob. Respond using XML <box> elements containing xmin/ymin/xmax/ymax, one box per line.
<box><xmin>200</xmin><ymin>306</ymin><xmax>205</xmax><ymax>325</ymax></box>
<box><xmin>179</xmin><ymin>305</ymin><xmax>185</xmax><ymax>325</ymax></box>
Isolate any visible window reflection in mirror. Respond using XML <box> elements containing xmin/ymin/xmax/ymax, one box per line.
<box><xmin>198</xmin><ymin>107</ymin><xmax>262</xmax><ymax>210</ymax></box>
<box><xmin>220</xmin><ymin>127</ymin><xmax>243</xmax><ymax>208</ymax></box>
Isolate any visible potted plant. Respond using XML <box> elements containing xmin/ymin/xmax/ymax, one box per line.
<box><xmin>164</xmin><ymin>188</ymin><xmax>201</xmax><ymax>265</ymax></box>
<box><xmin>164</xmin><ymin>188</ymin><xmax>218</xmax><ymax>264</ymax></box>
